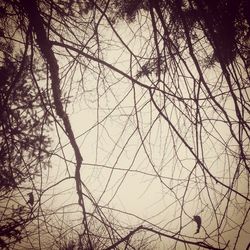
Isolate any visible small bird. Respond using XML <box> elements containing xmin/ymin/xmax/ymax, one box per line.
<box><xmin>27</xmin><ymin>192</ymin><xmax>34</xmax><ymax>206</ymax></box>
<box><xmin>193</xmin><ymin>215</ymin><xmax>201</xmax><ymax>234</ymax></box>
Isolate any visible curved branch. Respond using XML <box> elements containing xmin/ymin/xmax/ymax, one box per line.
<box><xmin>20</xmin><ymin>0</ymin><xmax>92</xmax><ymax>249</ymax></box>
<box><xmin>105</xmin><ymin>225</ymin><xmax>228</xmax><ymax>250</ymax></box>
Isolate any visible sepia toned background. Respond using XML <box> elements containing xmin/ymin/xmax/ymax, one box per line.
<box><xmin>0</xmin><ymin>0</ymin><xmax>249</xmax><ymax>249</ymax></box>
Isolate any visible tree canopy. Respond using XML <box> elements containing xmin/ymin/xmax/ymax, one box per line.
<box><xmin>0</xmin><ymin>0</ymin><xmax>249</xmax><ymax>249</ymax></box>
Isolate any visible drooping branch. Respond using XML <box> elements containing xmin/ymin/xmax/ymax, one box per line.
<box><xmin>105</xmin><ymin>225</ymin><xmax>228</xmax><ymax>250</ymax></box>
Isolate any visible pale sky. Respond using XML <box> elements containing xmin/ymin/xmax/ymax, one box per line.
<box><xmin>4</xmin><ymin>4</ymin><xmax>248</xmax><ymax>250</ymax></box>
<box><xmin>31</xmin><ymin>12</ymin><xmax>250</xmax><ymax>249</ymax></box>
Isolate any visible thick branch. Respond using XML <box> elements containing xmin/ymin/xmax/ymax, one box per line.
<box><xmin>20</xmin><ymin>0</ymin><xmax>92</xmax><ymax>249</ymax></box>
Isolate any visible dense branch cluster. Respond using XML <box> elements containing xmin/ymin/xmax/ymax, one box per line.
<box><xmin>0</xmin><ymin>0</ymin><xmax>249</xmax><ymax>249</ymax></box>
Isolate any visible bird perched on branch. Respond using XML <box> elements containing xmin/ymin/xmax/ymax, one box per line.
<box><xmin>193</xmin><ymin>215</ymin><xmax>201</xmax><ymax>234</ymax></box>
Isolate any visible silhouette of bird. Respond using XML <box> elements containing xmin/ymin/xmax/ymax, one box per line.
<box><xmin>193</xmin><ymin>215</ymin><xmax>201</xmax><ymax>234</ymax></box>
<box><xmin>27</xmin><ymin>192</ymin><xmax>34</xmax><ymax>206</ymax></box>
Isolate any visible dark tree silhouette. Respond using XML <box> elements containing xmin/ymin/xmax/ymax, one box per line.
<box><xmin>0</xmin><ymin>4</ymin><xmax>52</xmax><ymax>247</ymax></box>
<box><xmin>0</xmin><ymin>0</ymin><xmax>249</xmax><ymax>249</ymax></box>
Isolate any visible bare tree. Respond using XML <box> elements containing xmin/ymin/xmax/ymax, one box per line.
<box><xmin>1</xmin><ymin>0</ymin><xmax>249</xmax><ymax>249</ymax></box>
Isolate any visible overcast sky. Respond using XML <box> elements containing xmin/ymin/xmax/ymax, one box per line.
<box><xmin>32</xmin><ymin>12</ymin><xmax>250</xmax><ymax>249</ymax></box>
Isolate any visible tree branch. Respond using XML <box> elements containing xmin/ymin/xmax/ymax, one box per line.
<box><xmin>20</xmin><ymin>0</ymin><xmax>92</xmax><ymax>249</ymax></box>
<box><xmin>105</xmin><ymin>225</ymin><xmax>228</xmax><ymax>250</ymax></box>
